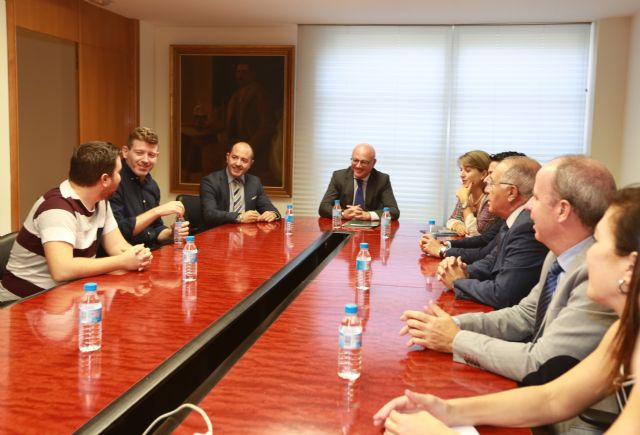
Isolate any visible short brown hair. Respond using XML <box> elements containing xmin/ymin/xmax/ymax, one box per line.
<box><xmin>551</xmin><ymin>156</ymin><xmax>616</xmax><ymax>230</ymax></box>
<box><xmin>69</xmin><ymin>141</ymin><xmax>121</xmax><ymax>186</ymax></box>
<box><xmin>128</xmin><ymin>127</ymin><xmax>158</xmax><ymax>147</ymax></box>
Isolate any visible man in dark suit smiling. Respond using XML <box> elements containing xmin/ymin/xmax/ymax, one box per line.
<box><xmin>200</xmin><ymin>142</ymin><xmax>279</xmax><ymax>228</ymax></box>
<box><xmin>318</xmin><ymin>143</ymin><xmax>399</xmax><ymax>221</ymax></box>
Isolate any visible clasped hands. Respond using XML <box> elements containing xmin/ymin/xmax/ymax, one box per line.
<box><xmin>399</xmin><ymin>303</ymin><xmax>460</xmax><ymax>354</ymax></box>
<box><xmin>418</xmin><ymin>233</ymin><xmax>444</xmax><ymax>257</ymax></box>
<box><xmin>343</xmin><ymin>205</ymin><xmax>371</xmax><ymax>221</ymax></box>
<box><xmin>121</xmin><ymin>244</ymin><xmax>153</xmax><ymax>272</ymax></box>
<box><xmin>237</xmin><ymin>210</ymin><xmax>278</xmax><ymax>223</ymax></box>
<box><xmin>436</xmin><ymin>256</ymin><xmax>468</xmax><ymax>289</ymax></box>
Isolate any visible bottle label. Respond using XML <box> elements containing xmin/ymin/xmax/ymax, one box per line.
<box><xmin>79</xmin><ymin>304</ymin><xmax>102</xmax><ymax>325</ymax></box>
<box><xmin>332</xmin><ymin>209</ymin><xmax>341</xmax><ymax>217</ymax></box>
<box><xmin>286</xmin><ymin>215</ymin><xmax>294</xmax><ymax>223</ymax></box>
<box><xmin>382</xmin><ymin>217</ymin><xmax>391</xmax><ymax>226</ymax></box>
<box><xmin>183</xmin><ymin>250</ymin><xmax>198</xmax><ymax>263</ymax></box>
<box><xmin>356</xmin><ymin>259</ymin><xmax>370</xmax><ymax>271</ymax></box>
<box><xmin>339</xmin><ymin>331</ymin><xmax>362</xmax><ymax>349</ymax></box>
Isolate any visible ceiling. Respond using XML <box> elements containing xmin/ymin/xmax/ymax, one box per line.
<box><xmin>97</xmin><ymin>0</ymin><xmax>640</xmax><ymax>27</ymax></box>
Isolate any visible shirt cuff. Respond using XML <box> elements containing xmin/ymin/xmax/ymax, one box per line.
<box><xmin>369</xmin><ymin>211</ymin><xmax>380</xmax><ymax>221</ymax></box>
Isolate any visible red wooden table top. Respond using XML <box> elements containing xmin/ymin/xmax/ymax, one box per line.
<box><xmin>173</xmin><ymin>219</ymin><xmax>529</xmax><ymax>435</ymax></box>
<box><xmin>0</xmin><ymin>219</ymin><xmax>320</xmax><ymax>433</ymax></box>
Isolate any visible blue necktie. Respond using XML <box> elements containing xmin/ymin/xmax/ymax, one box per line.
<box><xmin>533</xmin><ymin>260</ymin><xmax>563</xmax><ymax>336</ymax></box>
<box><xmin>354</xmin><ymin>179</ymin><xmax>365</xmax><ymax>208</ymax></box>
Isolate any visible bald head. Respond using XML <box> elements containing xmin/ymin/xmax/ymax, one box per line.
<box><xmin>226</xmin><ymin>141</ymin><xmax>255</xmax><ymax>178</ymax></box>
<box><xmin>351</xmin><ymin>143</ymin><xmax>377</xmax><ymax>179</ymax></box>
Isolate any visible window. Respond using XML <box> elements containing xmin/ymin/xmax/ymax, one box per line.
<box><xmin>294</xmin><ymin>24</ymin><xmax>592</xmax><ymax>221</ymax></box>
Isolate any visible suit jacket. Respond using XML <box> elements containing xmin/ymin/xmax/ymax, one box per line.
<box><xmin>447</xmin><ymin>219</ymin><xmax>504</xmax><ymax>264</ymax></box>
<box><xmin>452</xmin><ymin>242</ymin><xmax>616</xmax><ymax>384</ymax></box>
<box><xmin>453</xmin><ymin>209</ymin><xmax>548</xmax><ymax>308</ymax></box>
<box><xmin>200</xmin><ymin>169</ymin><xmax>279</xmax><ymax>228</ymax></box>
<box><xmin>318</xmin><ymin>167</ymin><xmax>400</xmax><ymax>219</ymax></box>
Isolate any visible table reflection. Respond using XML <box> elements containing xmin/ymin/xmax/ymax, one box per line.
<box><xmin>78</xmin><ymin>351</ymin><xmax>102</xmax><ymax>413</ymax></box>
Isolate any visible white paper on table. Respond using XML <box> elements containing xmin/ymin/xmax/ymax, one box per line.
<box><xmin>452</xmin><ymin>426</ymin><xmax>480</xmax><ymax>435</ymax></box>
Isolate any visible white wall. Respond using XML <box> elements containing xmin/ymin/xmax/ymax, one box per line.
<box><xmin>590</xmin><ymin>17</ymin><xmax>630</xmax><ymax>182</ymax></box>
<box><xmin>621</xmin><ymin>11</ymin><xmax>640</xmax><ymax>185</ymax></box>
<box><xmin>0</xmin><ymin>1</ymin><xmax>12</xmax><ymax>235</ymax></box>
<box><xmin>141</xmin><ymin>24</ymin><xmax>297</xmax><ymax>216</ymax></box>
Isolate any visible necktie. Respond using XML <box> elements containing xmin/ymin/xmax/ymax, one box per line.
<box><xmin>232</xmin><ymin>179</ymin><xmax>244</xmax><ymax>214</ymax></box>
<box><xmin>533</xmin><ymin>260</ymin><xmax>563</xmax><ymax>336</ymax></box>
<box><xmin>354</xmin><ymin>179</ymin><xmax>365</xmax><ymax>208</ymax></box>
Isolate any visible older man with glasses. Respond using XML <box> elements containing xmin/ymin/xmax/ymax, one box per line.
<box><xmin>318</xmin><ymin>143</ymin><xmax>400</xmax><ymax>221</ymax></box>
<box><xmin>435</xmin><ymin>156</ymin><xmax>549</xmax><ymax>309</ymax></box>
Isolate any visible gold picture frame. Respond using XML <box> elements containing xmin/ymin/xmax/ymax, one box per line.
<box><xmin>170</xmin><ymin>45</ymin><xmax>294</xmax><ymax>197</ymax></box>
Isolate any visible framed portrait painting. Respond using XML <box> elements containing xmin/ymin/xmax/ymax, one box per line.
<box><xmin>170</xmin><ymin>45</ymin><xmax>294</xmax><ymax>197</ymax></box>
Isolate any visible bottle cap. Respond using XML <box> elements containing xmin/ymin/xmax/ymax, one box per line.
<box><xmin>360</xmin><ymin>242</ymin><xmax>369</xmax><ymax>249</ymax></box>
<box><xmin>84</xmin><ymin>282</ymin><xmax>97</xmax><ymax>292</ymax></box>
<box><xmin>345</xmin><ymin>303</ymin><xmax>358</xmax><ymax>314</ymax></box>
<box><xmin>287</xmin><ymin>204</ymin><xmax>293</xmax><ymax>208</ymax></box>
<box><xmin>428</xmin><ymin>218</ymin><xmax>436</xmax><ymax>225</ymax></box>
<box><xmin>186</xmin><ymin>235</ymin><xmax>195</xmax><ymax>242</ymax></box>
<box><xmin>334</xmin><ymin>199</ymin><xmax>340</xmax><ymax>205</ymax></box>
<box><xmin>383</xmin><ymin>207</ymin><xmax>389</xmax><ymax>212</ymax></box>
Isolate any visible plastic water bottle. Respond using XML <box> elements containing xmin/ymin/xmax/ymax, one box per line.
<box><xmin>427</xmin><ymin>218</ymin><xmax>437</xmax><ymax>236</ymax></box>
<box><xmin>338</xmin><ymin>303</ymin><xmax>362</xmax><ymax>381</ymax></box>
<box><xmin>332</xmin><ymin>199</ymin><xmax>342</xmax><ymax>230</ymax></box>
<box><xmin>356</xmin><ymin>242</ymin><xmax>372</xmax><ymax>291</ymax></box>
<box><xmin>182</xmin><ymin>235</ymin><xmax>198</xmax><ymax>282</ymax></box>
<box><xmin>174</xmin><ymin>217</ymin><xmax>185</xmax><ymax>248</ymax></box>
<box><xmin>285</xmin><ymin>204</ymin><xmax>294</xmax><ymax>235</ymax></box>
<box><xmin>78</xmin><ymin>282</ymin><xmax>102</xmax><ymax>352</ymax></box>
<box><xmin>381</xmin><ymin>207</ymin><xmax>391</xmax><ymax>239</ymax></box>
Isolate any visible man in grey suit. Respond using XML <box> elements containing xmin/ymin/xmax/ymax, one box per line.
<box><xmin>318</xmin><ymin>143</ymin><xmax>399</xmax><ymax>221</ymax></box>
<box><xmin>401</xmin><ymin>155</ymin><xmax>617</xmax><ymax>386</ymax></box>
<box><xmin>200</xmin><ymin>142</ymin><xmax>280</xmax><ymax>228</ymax></box>
<box><xmin>437</xmin><ymin>156</ymin><xmax>549</xmax><ymax>308</ymax></box>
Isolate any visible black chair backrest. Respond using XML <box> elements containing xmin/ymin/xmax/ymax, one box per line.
<box><xmin>176</xmin><ymin>194</ymin><xmax>203</xmax><ymax>235</ymax></box>
<box><xmin>0</xmin><ymin>231</ymin><xmax>18</xmax><ymax>278</ymax></box>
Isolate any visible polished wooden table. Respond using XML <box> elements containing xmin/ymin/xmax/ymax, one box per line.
<box><xmin>173</xmin><ymin>219</ymin><xmax>527</xmax><ymax>435</ymax></box>
<box><xmin>0</xmin><ymin>217</ymin><xmax>527</xmax><ymax>434</ymax></box>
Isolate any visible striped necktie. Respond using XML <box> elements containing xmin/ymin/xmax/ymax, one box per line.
<box><xmin>232</xmin><ymin>178</ymin><xmax>244</xmax><ymax>214</ymax></box>
<box><xmin>533</xmin><ymin>260</ymin><xmax>563</xmax><ymax>336</ymax></box>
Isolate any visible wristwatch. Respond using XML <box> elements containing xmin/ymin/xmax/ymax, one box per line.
<box><xmin>439</xmin><ymin>245</ymin><xmax>450</xmax><ymax>259</ymax></box>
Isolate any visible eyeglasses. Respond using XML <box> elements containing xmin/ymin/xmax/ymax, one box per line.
<box><xmin>351</xmin><ymin>158</ymin><xmax>371</xmax><ymax>167</ymax></box>
<box><xmin>486</xmin><ymin>180</ymin><xmax>518</xmax><ymax>190</ymax></box>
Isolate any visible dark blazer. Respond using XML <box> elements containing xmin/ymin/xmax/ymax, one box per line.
<box><xmin>200</xmin><ymin>169</ymin><xmax>279</xmax><ymax>229</ymax></box>
<box><xmin>318</xmin><ymin>167</ymin><xmax>400</xmax><ymax>219</ymax></box>
<box><xmin>447</xmin><ymin>219</ymin><xmax>504</xmax><ymax>264</ymax></box>
<box><xmin>453</xmin><ymin>209</ymin><xmax>548</xmax><ymax>309</ymax></box>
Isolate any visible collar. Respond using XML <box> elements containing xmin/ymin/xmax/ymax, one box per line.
<box><xmin>60</xmin><ymin>179</ymin><xmax>94</xmax><ymax>213</ymax></box>
<box><xmin>556</xmin><ymin>236</ymin><xmax>592</xmax><ymax>273</ymax></box>
<box><xmin>505</xmin><ymin>205</ymin><xmax>526</xmax><ymax>228</ymax></box>
<box><xmin>226</xmin><ymin>168</ymin><xmax>245</xmax><ymax>185</ymax></box>
<box><xmin>353</xmin><ymin>173</ymin><xmax>371</xmax><ymax>183</ymax></box>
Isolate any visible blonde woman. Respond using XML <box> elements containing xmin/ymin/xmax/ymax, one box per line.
<box><xmin>446</xmin><ymin>150</ymin><xmax>496</xmax><ymax>237</ymax></box>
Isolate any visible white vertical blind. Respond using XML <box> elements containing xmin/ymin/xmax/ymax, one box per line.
<box><xmin>294</xmin><ymin>24</ymin><xmax>592</xmax><ymax>221</ymax></box>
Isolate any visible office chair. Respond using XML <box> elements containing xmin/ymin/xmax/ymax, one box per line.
<box><xmin>176</xmin><ymin>194</ymin><xmax>203</xmax><ymax>235</ymax></box>
<box><xmin>0</xmin><ymin>231</ymin><xmax>18</xmax><ymax>279</ymax></box>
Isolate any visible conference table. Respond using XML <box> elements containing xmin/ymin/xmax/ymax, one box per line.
<box><xmin>0</xmin><ymin>217</ymin><xmax>528</xmax><ymax>434</ymax></box>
